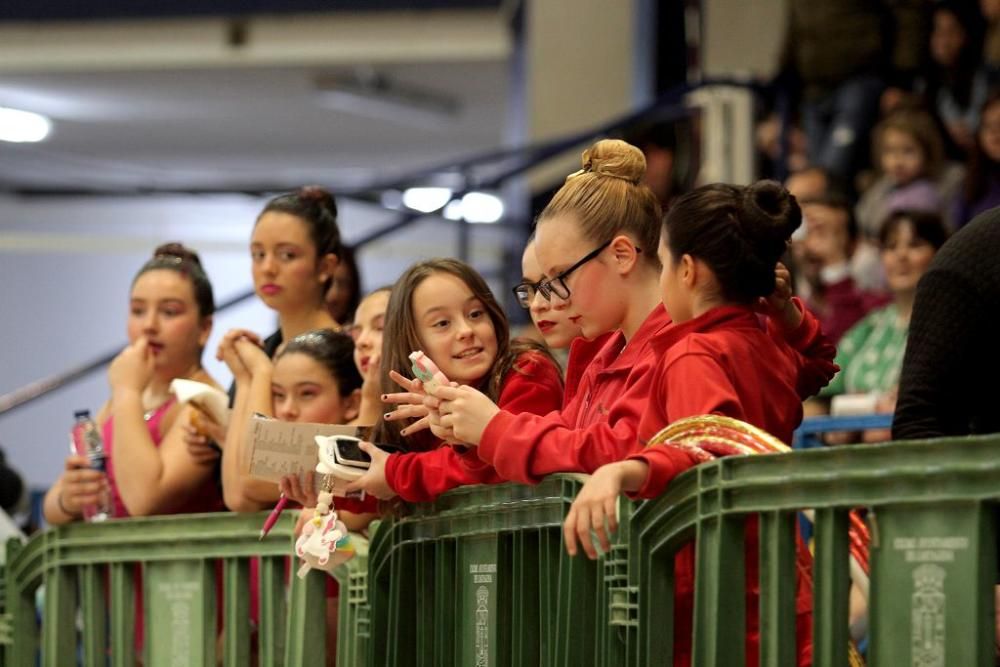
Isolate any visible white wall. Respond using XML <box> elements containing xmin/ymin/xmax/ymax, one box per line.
<box><xmin>0</xmin><ymin>193</ymin><xmax>507</xmax><ymax>489</ymax></box>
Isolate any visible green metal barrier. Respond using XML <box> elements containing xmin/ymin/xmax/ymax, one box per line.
<box><xmin>366</xmin><ymin>436</ymin><xmax>1000</xmax><ymax>667</ymax></box>
<box><xmin>621</xmin><ymin>434</ymin><xmax>1000</xmax><ymax>666</ymax></box>
<box><xmin>367</xmin><ymin>475</ymin><xmax>627</xmax><ymax>666</ymax></box>
<box><xmin>0</xmin><ymin>511</ymin><xmax>332</xmax><ymax>667</ymax></box>
<box><xmin>331</xmin><ymin>533</ymin><xmax>371</xmax><ymax>667</ymax></box>
<box><xmin>7</xmin><ymin>435</ymin><xmax>999</xmax><ymax>666</ymax></box>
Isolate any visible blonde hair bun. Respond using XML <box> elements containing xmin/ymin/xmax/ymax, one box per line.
<box><xmin>578</xmin><ymin>139</ymin><xmax>646</xmax><ymax>185</ymax></box>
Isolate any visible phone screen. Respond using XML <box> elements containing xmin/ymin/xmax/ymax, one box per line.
<box><xmin>335</xmin><ymin>437</ymin><xmax>371</xmax><ymax>464</ymax></box>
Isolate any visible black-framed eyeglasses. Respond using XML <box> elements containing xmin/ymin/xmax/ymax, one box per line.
<box><xmin>537</xmin><ymin>240</ymin><xmax>620</xmax><ymax>301</ymax></box>
<box><xmin>511</xmin><ymin>278</ymin><xmax>545</xmax><ymax>309</ymax></box>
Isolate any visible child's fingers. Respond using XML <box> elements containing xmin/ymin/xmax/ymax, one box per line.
<box><xmin>384</xmin><ymin>405</ymin><xmax>427</xmax><ymax>422</ymax></box>
<box><xmin>605</xmin><ymin>496</ymin><xmax>619</xmax><ymax>535</ymax></box>
<box><xmin>382</xmin><ymin>392</ymin><xmax>426</xmax><ymax>406</ymax></box>
<box><xmin>592</xmin><ymin>504</ymin><xmax>611</xmax><ymax>555</ymax></box>
<box><xmin>400</xmin><ymin>416</ymin><xmax>431</xmax><ymax>437</ymax></box>
<box><xmin>575</xmin><ymin>507</ymin><xmax>598</xmax><ymax>560</ymax></box>
<box><xmin>563</xmin><ymin>507</ymin><xmax>580</xmax><ymax>556</ymax></box>
<box><xmin>388</xmin><ymin>370</ymin><xmax>417</xmax><ymax>392</ymax></box>
<box><xmin>430</xmin><ymin>385</ymin><xmax>463</xmax><ymax>401</ymax></box>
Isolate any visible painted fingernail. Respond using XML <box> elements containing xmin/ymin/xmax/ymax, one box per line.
<box><xmin>381</xmin><ymin>394</ymin><xmax>388</xmax><ymax>400</ymax></box>
<box><xmin>383</xmin><ymin>413</ymin><xmax>392</xmax><ymax>420</ymax></box>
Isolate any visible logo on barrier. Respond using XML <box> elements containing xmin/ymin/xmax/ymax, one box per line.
<box><xmin>475</xmin><ymin>585</ymin><xmax>489</xmax><ymax>666</ymax></box>
<box><xmin>911</xmin><ymin>563</ymin><xmax>946</xmax><ymax>667</ymax></box>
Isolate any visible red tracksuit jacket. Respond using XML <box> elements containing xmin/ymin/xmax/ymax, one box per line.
<box><xmin>477</xmin><ymin>305</ymin><xmax>673</xmax><ymax>483</ymax></box>
<box><xmin>383</xmin><ymin>351</ymin><xmax>564</xmax><ymax>501</ymax></box>
<box><xmin>627</xmin><ymin>301</ymin><xmax>838</xmax><ymax>667</ymax></box>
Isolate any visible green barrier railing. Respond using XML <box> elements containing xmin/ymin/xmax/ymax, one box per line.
<box><xmin>6</xmin><ymin>434</ymin><xmax>999</xmax><ymax>666</ymax></box>
<box><xmin>0</xmin><ymin>511</ymin><xmax>333</xmax><ymax>667</ymax></box>
<box><xmin>366</xmin><ymin>435</ymin><xmax>1000</xmax><ymax>667</ymax></box>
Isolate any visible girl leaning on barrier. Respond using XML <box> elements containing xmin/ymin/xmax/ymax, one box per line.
<box><xmin>343</xmin><ymin>258</ymin><xmax>564</xmax><ymax>503</ymax></box>
<box><xmin>565</xmin><ymin>180</ymin><xmax>837</xmax><ymax>667</ymax></box>
<box><xmin>43</xmin><ymin>243</ymin><xmax>224</xmax><ymax>524</ymax></box>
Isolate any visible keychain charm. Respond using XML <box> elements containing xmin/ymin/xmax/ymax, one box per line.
<box><xmin>294</xmin><ymin>475</ymin><xmax>355</xmax><ymax>578</ymax></box>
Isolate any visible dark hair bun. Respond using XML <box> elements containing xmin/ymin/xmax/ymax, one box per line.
<box><xmin>153</xmin><ymin>242</ymin><xmax>204</xmax><ymax>269</ymax></box>
<box><xmin>297</xmin><ymin>185</ymin><xmax>338</xmax><ymax>219</ymax></box>
<box><xmin>739</xmin><ymin>180</ymin><xmax>801</xmax><ymax>262</ymax></box>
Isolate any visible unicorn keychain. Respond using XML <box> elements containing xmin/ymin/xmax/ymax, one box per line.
<box><xmin>294</xmin><ymin>455</ymin><xmax>356</xmax><ymax>578</ymax></box>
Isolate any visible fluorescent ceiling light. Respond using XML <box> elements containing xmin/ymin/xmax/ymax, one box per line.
<box><xmin>0</xmin><ymin>106</ymin><xmax>52</xmax><ymax>143</ymax></box>
<box><xmin>443</xmin><ymin>200</ymin><xmax>464</xmax><ymax>221</ymax></box>
<box><xmin>402</xmin><ymin>187</ymin><xmax>452</xmax><ymax>213</ymax></box>
<box><xmin>441</xmin><ymin>192</ymin><xmax>504</xmax><ymax>224</ymax></box>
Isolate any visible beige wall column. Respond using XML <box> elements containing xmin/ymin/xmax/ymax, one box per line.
<box><xmin>521</xmin><ymin>0</ymin><xmax>643</xmax><ymax>189</ymax></box>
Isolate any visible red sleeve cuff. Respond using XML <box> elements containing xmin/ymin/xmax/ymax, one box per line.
<box><xmin>477</xmin><ymin>409</ymin><xmax>515</xmax><ymax>467</ymax></box>
<box><xmin>625</xmin><ymin>446</ymin><xmax>701</xmax><ymax>499</ymax></box>
<box><xmin>383</xmin><ymin>452</ymin><xmax>404</xmax><ymax>496</ymax></box>
<box><xmin>768</xmin><ymin>297</ymin><xmax>816</xmax><ymax>349</ymax></box>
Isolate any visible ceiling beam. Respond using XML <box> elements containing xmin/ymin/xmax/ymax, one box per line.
<box><xmin>0</xmin><ymin>9</ymin><xmax>510</xmax><ymax>72</ymax></box>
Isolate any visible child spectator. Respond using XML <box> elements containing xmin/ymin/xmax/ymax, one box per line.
<box><xmin>346</xmin><ymin>287</ymin><xmax>392</xmax><ymax>426</ymax></box>
<box><xmin>344</xmin><ymin>258</ymin><xmax>564</xmax><ymax>502</ymax></box>
<box><xmin>211</xmin><ymin>187</ymin><xmax>345</xmax><ymax>508</ymax></box>
<box><xmin>856</xmin><ymin>108</ymin><xmax>949</xmax><ymax>238</ymax></box>
<box><xmin>44</xmin><ymin>244</ymin><xmax>224</xmax><ymax>523</ymax></box>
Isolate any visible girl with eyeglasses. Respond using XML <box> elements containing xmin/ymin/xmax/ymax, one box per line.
<box><xmin>514</xmin><ymin>235</ymin><xmax>611</xmax><ymax>405</ymax></box>
<box><xmin>342</xmin><ymin>258</ymin><xmax>564</xmax><ymax>502</ymax></box>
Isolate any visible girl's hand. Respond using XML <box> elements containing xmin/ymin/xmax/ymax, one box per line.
<box><xmin>293</xmin><ymin>508</ymin><xmax>315</xmax><ymax>538</ymax></box>
<box><xmin>426</xmin><ymin>400</ymin><xmax>461</xmax><ymax>445</ymax></box>
<box><xmin>757</xmin><ymin>263</ymin><xmax>802</xmax><ymax>331</ymax></box>
<box><xmin>183</xmin><ymin>406</ymin><xmax>226</xmax><ymax>463</ymax></box>
<box><xmin>384</xmin><ymin>370</ymin><xmax>431</xmax><ymax>436</ymax></box>
<box><xmin>217</xmin><ymin>329</ymin><xmax>255</xmax><ymax>383</ymax></box>
<box><xmin>360</xmin><ymin>352</ymin><xmax>382</xmax><ymax>401</ymax></box>
<box><xmin>182</xmin><ymin>425</ymin><xmax>221</xmax><ymax>464</ymax></box>
<box><xmin>215</xmin><ymin>329</ymin><xmax>263</xmax><ymax>361</ymax></box>
<box><xmin>58</xmin><ymin>454</ymin><xmax>109</xmax><ymax>517</ymax></box>
<box><xmin>563</xmin><ymin>460</ymin><xmax>647</xmax><ymax>559</ymax></box>
<box><xmin>234</xmin><ymin>337</ymin><xmax>273</xmax><ymax>376</ymax></box>
<box><xmin>344</xmin><ymin>442</ymin><xmax>396</xmax><ymax>500</ymax></box>
<box><xmin>426</xmin><ymin>385</ymin><xmax>500</xmax><ymax>447</ymax></box>
<box><xmin>108</xmin><ymin>338</ymin><xmax>156</xmax><ymax>393</ymax></box>
<box><xmin>279</xmin><ymin>471</ymin><xmax>319</xmax><ymax>508</ymax></box>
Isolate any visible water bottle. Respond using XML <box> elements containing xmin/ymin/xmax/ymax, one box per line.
<box><xmin>70</xmin><ymin>409</ymin><xmax>111</xmax><ymax>522</ymax></box>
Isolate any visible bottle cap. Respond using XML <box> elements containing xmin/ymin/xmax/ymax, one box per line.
<box><xmin>74</xmin><ymin>409</ymin><xmax>91</xmax><ymax>419</ymax></box>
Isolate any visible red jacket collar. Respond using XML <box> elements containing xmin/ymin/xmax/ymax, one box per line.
<box><xmin>591</xmin><ymin>304</ymin><xmax>672</xmax><ymax>376</ymax></box>
<box><xmin>650</xmin><ymin>304</ymin><xmax>763</xmax><ymax>354</ymax></box>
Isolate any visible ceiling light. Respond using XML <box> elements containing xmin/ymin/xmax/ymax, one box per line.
<box><xmin>443</xmin><ymin>200</ymin><xmax>464</xmax><ymax>221</ymax></box>
<box><xmin>458</xmin><ymin>192</ymin><xmax>504</xmax><ymax>224</ymax></box>
<box><xmin>402</xmin><ymin>187</ymin><xmax>452</xmax><ymax>213</ymax></box>
<box><xmin>0</xmin><ymin>107</ymin><xmax>52</xmax><ymax>143</ymax></box>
